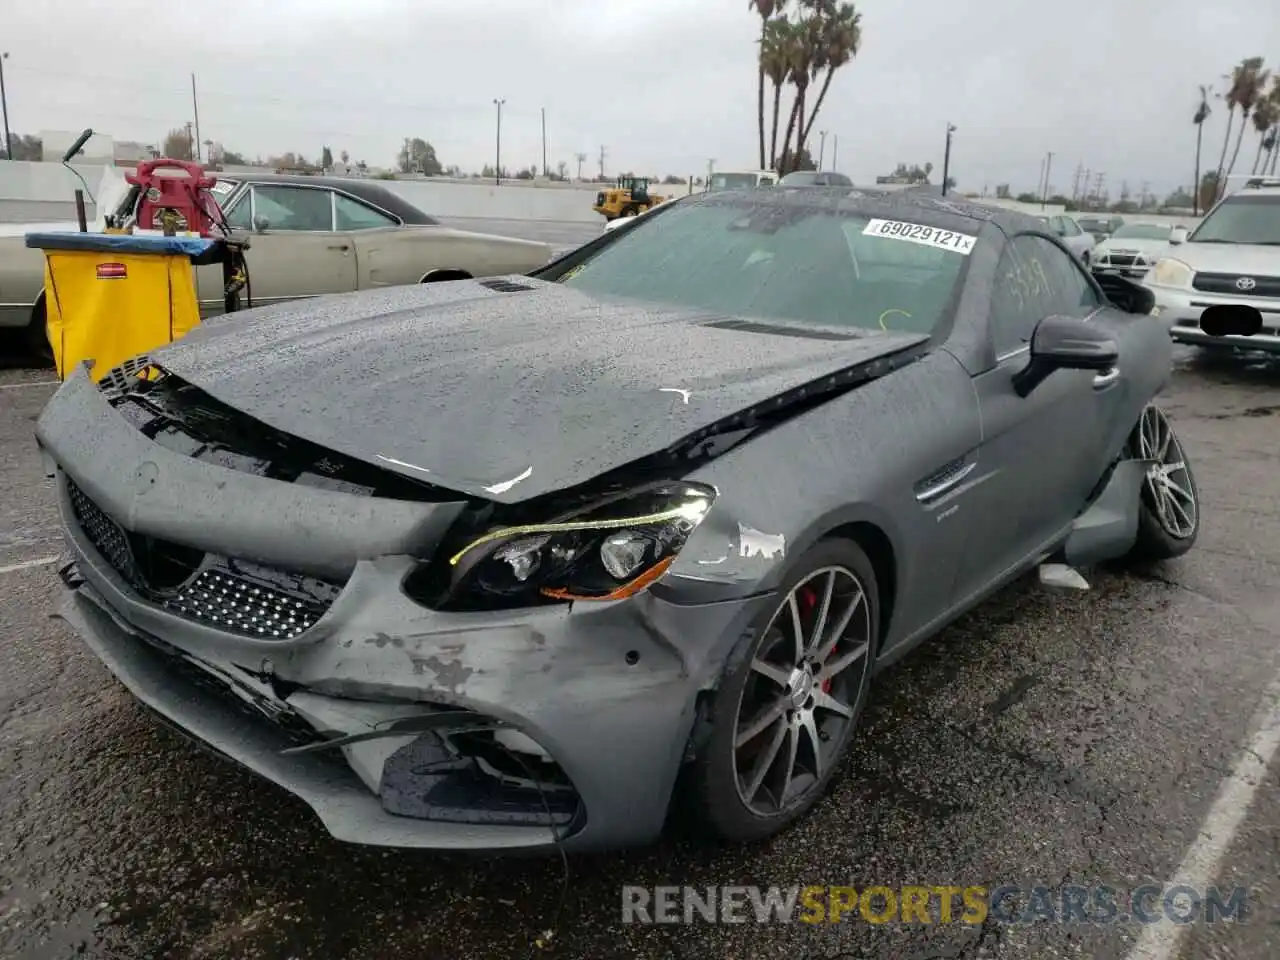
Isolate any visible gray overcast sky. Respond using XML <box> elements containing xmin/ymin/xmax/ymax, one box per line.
<box><xmin>7</xmin><ymin>0</ymin><xmax>1280</xmax><ymax>195</ymax></box>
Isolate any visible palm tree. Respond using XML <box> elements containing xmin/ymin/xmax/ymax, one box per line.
<box><xmin>750</xmin><ymin>0</ymin><xmax>783</xmax><ymax>170</ymax></box>
<box><xmin>760</xmin><ymin>18</ymin><xmax>791</xmax><ymax>168</ymax></box>
<box><xmin>1192</xmin><ymin>84</ymin><xmax>1211</xmax><ymax>215</ymax></box>
<box><xmin>779</xmin><ymin>16</ymin><xmax>819</xmax><ymax>172</ymax></box>
<box><xmin>1212</xmin><ymin>64</ymin><xmax>1247</xmax><ymax>195</ymax></box>
<box><xmin>1225</xmin><ymin>60</ymin><xmax>1269</xmax><ymax>184</ymax></box>
<box><xmin>1250</xmin><ymin>95</ymin><xmax>1277</xmax><ymax>174</ymax></box>
<box><xmin>1266</xmin><ymin>74</ymin><xmax>1280</xmax><ymax>176</ymax></box>
<box><xmin>798</xmin><ymin>2</ymin><xmax>862</xmax><ymax>154</ymax></box>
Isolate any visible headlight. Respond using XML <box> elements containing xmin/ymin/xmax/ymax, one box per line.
<box><xmin>1148</xmin><ymin>258</ymin><xmax>1194</xmax><ymax>287</ymax></box>
<box><xmin>444</xmin><ymin>482</ymin><xmax>716</xmax><ymax>605</ymax></box>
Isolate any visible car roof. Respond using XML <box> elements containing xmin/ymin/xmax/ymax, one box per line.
<box><xmin>689</xmin><ymin>184</ymin><xmax>1039</xmax><ymax>234</ymax></box>
<box><xmin>215</xmin><ymin>172</ymin><xmax>438</xmax><ymax>225</ymax></box>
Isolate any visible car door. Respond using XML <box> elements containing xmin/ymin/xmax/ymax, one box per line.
<box><xmin>200</xmin><ymin>183</ymin><xmax>358</xmax><ymax>311</ymax></box>
<box><xmin>953</xmin><ymin>233</ymin><xmax>1114</xmax><ymax>600</ymax></box>
<box><xmin>335</xmin><ymin>191</ymin><xmax>422</xmax><ymax>288</ymax></box>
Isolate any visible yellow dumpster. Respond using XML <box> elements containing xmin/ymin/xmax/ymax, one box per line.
<box><xmin>24</xmin><ymin>231</ymin><xmax>245</xmax><ymax>382</ymax></box>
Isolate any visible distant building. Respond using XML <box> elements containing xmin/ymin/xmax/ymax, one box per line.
<box><xmin>40</xmin><ymin>129</ymin><xmax>115</xmax><ymax>164</ymax></box>
<box><xmin>113</xmin><ymin>140</ymin><xmax>154</xmax><ymax>164</ymax></box>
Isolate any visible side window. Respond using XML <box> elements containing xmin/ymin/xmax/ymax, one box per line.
<box><xmin>334</xmin><ymin>193</ymin><xmax>397</xmax><ymax>230</ymax></box>
<box><xmin>990</xmin><ymin>236</ymin><xmax>1103</xmax><ymax>356</ymax></box>
<box><xmin>222</xmin><ymin>190</ymin><xmax>253</xmax><ymax>230</ymax></box>
<box><xmin>249</xmin><ymin>185</ymin><xmax>334</xmax><ymax>231</ymax></box>
<box><xmin>1027</xmin><ymin>236</ymin><xmax>1102</xmax><ymax>314</ymax></box>
<box><xmin>1062</xmin><ymin>218</ymin><xmax>1081</xmax><ymax>236</ymax></box>
<box><xmin>990</xmin><ymin>240</ymin><xmax>1048</xmax><ymax>356</ymax></box>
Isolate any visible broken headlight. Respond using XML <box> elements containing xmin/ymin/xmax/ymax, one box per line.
<box><xmin>447</xmin><ymin>483</ymin><xmax>715</xmax><ymax>604</ymax></box>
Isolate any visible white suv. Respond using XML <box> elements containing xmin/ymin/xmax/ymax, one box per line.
<box><xmin>1144</xmin><ymin>177</ymin><xmax>1280</xmax><ymax>353</ymax></box>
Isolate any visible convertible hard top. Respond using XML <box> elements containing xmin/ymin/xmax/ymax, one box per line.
<box><xmin>215</xmin><ymin>172</ymin><xmax>439</xmax><ymax>226</ymax></box>
<box><xmin>686</xmin><ymin>184</ymin><xmax>1045</xmax><ymax>236</ymax></box>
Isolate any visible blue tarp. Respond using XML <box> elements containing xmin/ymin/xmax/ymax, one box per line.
<box><xmin>24</xmin><ymin>231</ymin><xmax>217</xmax><ymax>257</ymax></box>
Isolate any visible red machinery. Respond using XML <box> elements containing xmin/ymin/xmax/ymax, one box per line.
<box><xmin>124</xmin><ymin>159</ymin><xmax>226</xmax><ymax>238</ymax></box>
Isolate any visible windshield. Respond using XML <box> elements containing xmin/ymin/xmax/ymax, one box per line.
<box><xmin>710</xmin><ymin>173</ymin><xmax>762</xmax><ymax>191</ymax></box>
<box><xmin>780</xmin><ymin>172</ymin><xmax>820</xmax><ymax>185</ymax></box>
<box><xmin>1191</xmin><ymin>194</ymin><xmax>1280</xmax><ymax>244</ymax></box>
<box><xmin>1110</xmin><ymin>223</ymin><xmax>1171</xmax><ymax>241</ymax></box>
<box><xmin>557</xmin><ymin>202</ymin><xmax>972</xmax><ymax>334</ymax></box>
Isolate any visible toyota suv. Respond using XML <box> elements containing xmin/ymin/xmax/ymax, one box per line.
<box><xmin>1144</xmin><ymin>177</ymin><xmax>1280</xmax><ymax>353</ymax></box>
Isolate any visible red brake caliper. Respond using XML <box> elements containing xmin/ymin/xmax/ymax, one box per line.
<box><xmin>798</xmin><ymin>587</ymin><xmax>833</xmax><ymax>694</ymax></box>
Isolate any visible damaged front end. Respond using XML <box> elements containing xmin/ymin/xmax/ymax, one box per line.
<box><xmin>37</xmin><ymin>358</ymin><xmax>779</xmax><ymax>851</ymax></box>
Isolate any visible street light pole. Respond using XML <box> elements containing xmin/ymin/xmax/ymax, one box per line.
<box><xmin>493</xmin><ymin>98</ymin><xmax>505</xmax><ymax>186</ymax></box>
<box><xmin>1040</xmin><ymin>151</ymin><xmax>1054</xmax><ymax>209</ymax></box>
<box><xmin>831</xmin><ymin>134</ymin><xmax>838</xmax><ymax>173</ymax></box>
<box><xmin>941</xmin><ymin>123</ymin><xmax>956</xmax><ymax>197</ymax></box>
<box><xmin>818</xmin><ymin>131</ymin><xmax>827</xmax><ymax>171</ymax></box>
<box><xmin>0</xmin><ymin>53</ymin><xmax>12</xmax><ymax>162</ymax></box>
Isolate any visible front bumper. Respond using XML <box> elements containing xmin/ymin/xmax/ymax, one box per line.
<box><xmin>1147</xmin><ymin>283</ymin><xmax>1280</xmax><ymax>352</ymax></box>
<box><xmin>38</xmin><ymin>368</ymin><xmax>772</xmax><ymax>852</ymax></box>
<box><xmin>1092</xmin><ymin>262</ymin><xmax>1151</xmax><ymax>281</ymax></box>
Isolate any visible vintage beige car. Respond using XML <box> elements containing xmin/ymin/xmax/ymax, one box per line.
<box><xmin>1</xmin><ymin>172</ymin><xmax>555</xmax><ymax>358</ymax></box>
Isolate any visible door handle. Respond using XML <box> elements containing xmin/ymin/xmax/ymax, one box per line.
<box><xmin>1092</xmin><ymin>366</ymin><xmax>1120</xmax><ymax>389</ymax></box>
<box><xmin>327</xmin><ymin>243</ymin><xmax>350</xmax><ymax>252</ymax></box>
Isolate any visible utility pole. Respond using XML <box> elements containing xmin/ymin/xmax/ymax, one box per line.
<box><xmin>831</xmin><ymin>134</ymin><xmax>838</xmax><ymax>173</ymax></box>
<box><xmin>598</xmin><ymin>145</ymin><xmax>607</xmax><ymax>180</ymax></box>
<box><xmin>191</xmin><ymin>73</ymin><xmax>202</xmax><ymax>163</ymax></box>
<box><xmin>1081</xmin><ymin>168</ymin><xmax>1092</xmax><ymax>206</ymax></box>
<box><xmin>0</xmin><ymin>52</ymin><xmax>11</xmax><ymax>162</ymax></box>
<box><xmin>941</xmin><ymin>123</ymin><xmax>956</xmax><ymax>197</ymax></box>
<box><xmin>540</xmin><ymin>107</ymin><xmax>547</xmax><ymax>178</ymax></box>
<box><xmin>1093</xmin><ymin>172</ymin><xmax>1106</xmax><ymax>207</ymax></box>
<box><xmin>707</xmin><ymin>158</ymin><xmax>716</xmax><ymax>185</ymax></box>
<box><xmin>493</xmin><ymin>98</ymin><xmax>505</xmax><ymax>185</ymax></box>
<box><xmin>1139</xmin><ymin>179</ymin><xmax>1150</xmax><ymax>209</ymax></box>
<box><xmin>575</xmin><ymin>152</ymin><xmax>587</xmax><ymax>180</ymax></box>
<box><xmin>1040</xmin><ymin>151</ymin><xmax>1054</xmax><ymax>209</ymax></box>
<box><xmin>185</xmin><ymin>122</ymin><xmax>194</xmax><ymax>161</ymax></box>
<box><xmin>817</xmin><ymin>131</ymin><xmax>827</xmax><ymax>171</ymax></box>
<box><xmin>1071</xmin><ymin>163</ymin><xmax>1084</xmax><ymax>203</ymax></box>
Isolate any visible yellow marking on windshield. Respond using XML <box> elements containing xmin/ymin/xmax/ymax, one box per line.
<box><xmin>879</xmin><ymin>308</ymin><xmax>912</xmax><ymax>331</ymax></box>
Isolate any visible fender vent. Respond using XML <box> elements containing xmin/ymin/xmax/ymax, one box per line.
<box><xmin>478</xmin><ymin>278</ymin><xmax>536</xmax><ymax>293</ymax></box>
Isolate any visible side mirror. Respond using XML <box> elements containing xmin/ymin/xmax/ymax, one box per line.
<box><xmin>1093</xmin><ymin>273</ymin><xmax>1156</xmax><ymax>315</ymax></box>
<box><xmin>1012</xmin><ymin>315</ymin><xmax>1119</xmax><ymax>398</ymax></box>
<box><xmin>252</xmin><ymin>215</ymin><xmax>269</xmax><ymax>233</ymax></box>
<box><xmin>1169</xmin><ymin>226</ymin><xmax>1188</xmax><ymax>245</ymax></box>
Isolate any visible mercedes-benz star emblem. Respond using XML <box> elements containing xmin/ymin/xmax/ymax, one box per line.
<box><xmin>1236</xmin><ymin>276</ymin><xmax>1258</xmax><ymax>291</ymax></box>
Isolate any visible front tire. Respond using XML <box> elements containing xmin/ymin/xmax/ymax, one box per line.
<box><xmin>687</xmin><ymin>538</ymin><xmax>878</xmax><ymax>843</ymax></box>
<box><xmin>1125</xmin><ymin>404</ymin><xmax>1199</xmax><ymax>561</ymax></box>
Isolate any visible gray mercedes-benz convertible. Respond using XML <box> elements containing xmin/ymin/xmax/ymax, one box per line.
<box><xmin>35</xmin><ymin>187</ymin><xmax>1249</xmax><ymax>854</ymax></box>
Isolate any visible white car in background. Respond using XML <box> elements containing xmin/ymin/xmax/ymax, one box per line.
<box><xmin>1039</xmin><ymin>214</ymin><xmax>1097</xmax><ymax>263</ymax></box>
<box><xmin>1145</xmin><ymin>177</ymin><xmax>1280</xmax><ymax>354</ymax></box>
<box><xmin>1091</xmin><ymin>222</ymin><xmax>1178</xmax><ymax>280</ymax></box>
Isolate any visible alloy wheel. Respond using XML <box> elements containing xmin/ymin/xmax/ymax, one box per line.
<box><xmin>1135</xmin><ymin>405</ymin><xmax>1197</xmax><ymax>539</ymax></box>
<box><xmin>731</xmin><ymin>566</ymin><xmax>872</xmax><ymax>817</ymax></box>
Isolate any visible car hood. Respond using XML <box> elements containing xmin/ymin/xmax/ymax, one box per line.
<box><xmin>1096</xmin><ymin>238</ymin><xmax>1170</xmax><ymax>257</ymax></box>
<box><xmin>150</xmin><ymin>279</ymin><xmax>929</xmax><ymax>503</ymax></box>
<box><xmin>1164</xmin><ymin>242</ymin><xmax>1280</xmax><ymax>273</ymax></box>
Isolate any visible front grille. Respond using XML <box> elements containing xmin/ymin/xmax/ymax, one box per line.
<box><xmin>1192</xmin><ymin>272</ymin><xmax>1280</xmax><ymax>298</ymax></box>
<box><xmin>1106</xmin><ymin>254</ymin><xmax>1138</xmax><ymax>267</ymax></box>
<box><xmin>65</xmin><ymin>477</ymin><xmax>342</xmax><ymax>640</ymax></box>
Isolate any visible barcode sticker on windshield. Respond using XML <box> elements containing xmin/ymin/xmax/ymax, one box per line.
<box><xmin>863</xmin><ymin>219</ymin><xmax>977</xmax><ymax>255</ymax></box>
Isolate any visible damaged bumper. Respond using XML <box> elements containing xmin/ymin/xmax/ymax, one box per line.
<box><xmin>38</xmin><ymin>368</ymin><xmax>771</xmax><ymax>852</ymax></box>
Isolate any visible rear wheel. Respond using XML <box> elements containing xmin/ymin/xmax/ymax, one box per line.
<box><xmin>687</xmin><ymin>538</ymin><xmax>878</xmax><ymax>842</ymax></box>
<box><xmin>621</xmin><ymin>206</ymin><xmax>639</xmax><ymax>217</ymax></box>
<box><xmin>26</xmin><ymin>298</ymin><xmax>53</xmax><ymax>367</ymax></box>
<box><xmin>1124</xmin><ymin>404</ymin><xmax>1199</xmax><ymax>561</ymax></box>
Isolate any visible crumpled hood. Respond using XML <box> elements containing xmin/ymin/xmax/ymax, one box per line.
<box><xmin>151</xmin><ymin>279</ymin><xmax>928</xmax><ymax>503</ymax></box>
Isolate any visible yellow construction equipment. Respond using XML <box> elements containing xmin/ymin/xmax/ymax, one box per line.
<box><xmin>592</xmin><ymin>176</ymin><xmax>668</xmax><ymax>222</ymax></box>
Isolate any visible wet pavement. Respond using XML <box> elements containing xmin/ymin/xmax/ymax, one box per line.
<box><xmin>2</xmin><ymin>344</ymin><xmax>1279</xmax><ymax>960</ymax></box>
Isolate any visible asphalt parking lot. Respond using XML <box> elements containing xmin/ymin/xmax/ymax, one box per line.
<box><xmin>2</xmin><ymin>338</ymin><xmax>1279</xmax><ymax>959</ymax></box>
